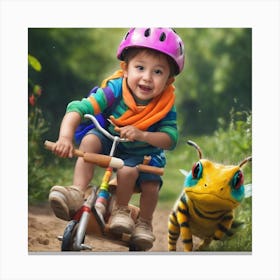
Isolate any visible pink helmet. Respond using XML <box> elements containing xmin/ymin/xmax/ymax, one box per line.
<box><xmin>117</xmin><ymin>28</ymin><xmax>185</xmax><ymax>75</ymax></box>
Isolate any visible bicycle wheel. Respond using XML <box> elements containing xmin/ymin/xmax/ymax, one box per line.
<box><xmin>61</xmin><ymin>220</ymin><xmax>81</xmax><ymax>251</ymax></box>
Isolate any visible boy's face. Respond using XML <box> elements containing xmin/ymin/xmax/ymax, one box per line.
<box><xmin>123</xmin><ymin>51</ymin><xmax>174</xmax><ymax>102</ymax></box>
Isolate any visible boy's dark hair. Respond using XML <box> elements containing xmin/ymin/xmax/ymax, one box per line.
<box><xmin>122</xmin><ymin>47</ymin><xmax>177</xmax><ymax>77</ymax></box>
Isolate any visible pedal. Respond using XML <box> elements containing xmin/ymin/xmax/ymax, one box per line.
<box><xmin>57</xmin><ymin>235</ymin><xmax>63</xmax><ymax>241</ymax></box>
<box><xmin>81</xmin><ymin>243</ymin><xmax>92</xmax><ymax>250</ymax></box>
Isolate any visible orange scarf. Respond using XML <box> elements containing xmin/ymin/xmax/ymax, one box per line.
<box><xmin>101</xmin><ymin>69</ymin><xmax>175</xmax><ymax>131</ymax></box>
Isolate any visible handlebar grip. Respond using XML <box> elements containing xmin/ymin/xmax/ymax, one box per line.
<box><xmin>137</xmin><ymin>164</ymin><xmax>164</xmax><ymax>176</ymax></box>
<box><xmin>44</xmin><ymin>140</ymin><xmax>84</xmax><ymax>157</ymax></box>
<box><xmin>44</xmin><ymin>140</ymin><xmax>56</xmax><ymax>150</ymax></box>
<box><xmin>44</xmin><ymin>140</ymin><xmax>124</xmax><ymax>169</ymax></box>
<box><xmin>83</xmin><ymin>153</ymin><xmax>124</xmax><ymax>169</ymax></box>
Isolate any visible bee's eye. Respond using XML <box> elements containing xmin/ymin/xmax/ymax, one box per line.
<box><xmin>192</xmin><ymin>161</ymin><xmax>202</xmax><ymax>179</ymax></box>
<box><xmin>231</xmin><ymin>170</ymin><xmax>244</xmax><ymax>190</ymax></box>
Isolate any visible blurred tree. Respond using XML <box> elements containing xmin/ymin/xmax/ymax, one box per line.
<box><xmin>28</xmin><ymin>54</ymin><xmax>52</xmax><ymax>201</ymax></box>
<box><xmin>28</xmin><ymin>28</ymin><xmax>126</xmax><ymax>138</ymax></box>
<box><xmin>175</xmin><ymin>28</ymin><xmax>252</xmax><ymax>135</ymax></box>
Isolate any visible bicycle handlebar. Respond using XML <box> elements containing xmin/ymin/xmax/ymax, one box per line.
<box><xmin>44</xmin><ymin>140</ymin><xmax>124</xmax><ymax>169</ymax></box>
<box><xmin>84</xmin><ymin>114</ymin><xmax>127</xmax><ymax>142</ymax></box>
<box><xmin>44</xmin><ymin>140</ymin><xmax>164</xmax><ymax>175</ymax></box>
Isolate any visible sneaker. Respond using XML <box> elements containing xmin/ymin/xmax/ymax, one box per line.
<box><xmin>131</xmin><ymin>218</ymin><xmax>155</xmax><ymax>251</ymax></box>
<box><xmin>48</xmin><ymin>185</ymin><xmax>84</xmax><ymax>221</ymax></box>
<box><xmin>109</xmin><ymin>206</ymin><xmax>135</xmax><ymax>235</ymax></box>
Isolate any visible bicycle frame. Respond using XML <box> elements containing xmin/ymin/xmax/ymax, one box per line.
<box><xmin>71</xmin><ymin>114</ymin><xmax>128</xmax><ymax>250</ymax></box>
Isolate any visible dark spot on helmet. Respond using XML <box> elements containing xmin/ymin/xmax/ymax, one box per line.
<box><xmin>159</xmin><ymin>32</ymin><xmax>166</xmax><ymax>42</ymax></box>
<box><xmin>144</xmin><ymin>28</ymin><xmax>151</xmax><ymax>37</ymax></box>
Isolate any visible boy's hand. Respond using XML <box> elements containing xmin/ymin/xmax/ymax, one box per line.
<box><xmin>52</xmin><ymin>136</ymin><xmax>74</xmax><ymax>158</ymax></box>
<box><xmin>115</xmin><ymin>125</ymin><xmax>172</xmax><ymax>149</ymax></box>
<box><xmin>118</xmin><ymin>125</ymin><xmax>143</xmax><ymax>142</ymax></box>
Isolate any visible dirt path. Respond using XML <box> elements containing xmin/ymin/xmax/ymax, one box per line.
<box><xmin>28</xmin><ymin>203</ymin><xmax>185</xmax><ymax>252</ymax></box>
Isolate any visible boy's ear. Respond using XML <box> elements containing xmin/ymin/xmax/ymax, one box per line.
<box><xmin>120</xmin><ymin>61</ymin><xmax>128</xmax><ymax>78</ymax></box>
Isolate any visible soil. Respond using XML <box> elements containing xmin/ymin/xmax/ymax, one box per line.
<box><xmin>28</xmin><ymin>203</ymin><xmax>188</xmax><ymax>253</ymax></box>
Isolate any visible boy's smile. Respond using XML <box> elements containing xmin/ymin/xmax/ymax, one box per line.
<box><xmin>139</xmin><ymin>84</ymin><xmax>152</xmax><ymax>93</ymax></box>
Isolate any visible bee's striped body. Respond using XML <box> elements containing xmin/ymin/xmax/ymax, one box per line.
<box><xmin>168</xmin><ymin>190</ymin><xmax>234</xmax><ymax>251</ymax></box>
<box><xmin>167</xmin><ymin>146</ymin><xmax>252</xmax><ymax>252</ymax></box>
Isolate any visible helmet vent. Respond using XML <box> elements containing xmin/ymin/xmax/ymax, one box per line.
<box><xmin>124</xmin><ymin>32</ymin><xmax>130</xmax><ymax>40</ymax></box>
<box><xmin>179</xmin><ymin>42</ymin><xmax>183</xmax><ymax>55</ymax></box>
<box><xmin>159</xmin><ymin>32</ymin><xmax>166</xmax><ymax>42</ymax></box>
<box><xmin>144</xmin><ymin>28</ymin><xmax>151</xmax><ymax>37</ymax></box>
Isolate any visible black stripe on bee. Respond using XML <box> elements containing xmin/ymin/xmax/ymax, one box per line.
<box><xmin>168</xmin><ymin>235</ymin><xmax>178</xmax><ymax>244</ymax></box>
<box><xmin>192</xmin><ymin>204</ymin><xmax>225</xmax><ymax>220</ymax></box>
<box><xmin>182</xmin><ymin>238</ymin><xmax>193</xmax><ymax>244</ymax></box>
<box><xmin>168</xmin><ymin>229</ymin><xmax>179</xmax><ymax>235</ymax></box>
<box><xmin>218</xmin><ymin>223</ymin><xmax>228</xmax><ymax>233</ymax></box>
<box><xmin>222</xmin><ymin>214</ymin><xmax>234</xmax><ymax>221</ymax></box>
<box><xmin>178</xmin><ymin>206</ymin><xmax>189</xmax><ymax>216</ymax></box>
<box><xmin>169</xmin><ymin>218</ymin><xmax>178</xmax><ymax>227</ymax></box>
<box><xmin>171</xmin><ymin>211</ymin><xmax>177</xmax><ymax>219</ymax></box>
<box><xmin>169</xmin><ymin>213</ymin><xmax>179</xmax><ymax>226</ymax></box>
<box><xmin>180</xmin><ymin>195</ymin><xmax>187</xmax><ymax>204</ymax></box>
<box><xmin>180</xmin><ymin>221</ymin><xmax>190</xmax><ymax>228</ymax></box>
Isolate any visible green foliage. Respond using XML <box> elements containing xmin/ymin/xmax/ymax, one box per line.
<box><xmin>28</xmin><ymin>28</ymin><xmax>127</xmax><ymax>140</ymax></box>
<box><xmin>175</xmin><ymin>28</ymin><xmax>252</xmax><ymax>135</ymax></box>
<box><xmin>213</xmin><ymin>109</ymin><xmax>252</xmax><ymax>169</ymax></box>
<box><xmin>28</xmin><ymin>54</ymin><xmax>42</xmax><ymax>71</ymax></box>
<box><xmin>28</xmin><ymin>107</ymin><xmax>51</xmax><ymax>201</ymax></box>
<box><xmin>28</xmin><ymin>54</ymin><xmax>52</xmax><ymax>202</ymax></box>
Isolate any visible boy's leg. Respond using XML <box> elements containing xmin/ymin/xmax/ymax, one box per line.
<box><xmin>131</xmin><ymin>181</ymin><xmax>159</xmax><ymax>250</ymax></box>
<box><xmin>49</xmin><ymin>134</ymin><xmax>102</xmax><ymax>220</ymax></box>
<box><xmin>109</xmin><ymin>166</ymin><xmax>138</xmax><ymax>234</ymax></box>
<box><xmin>138</xmin><ymin>181</ymin><xmax>159</xmax><ymax>221</ymax></box>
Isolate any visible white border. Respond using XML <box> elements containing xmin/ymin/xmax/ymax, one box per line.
<box><xmin>1</xmin><ymin>0</ymin><xmax>279</xmax><ymax>279</ymax></box>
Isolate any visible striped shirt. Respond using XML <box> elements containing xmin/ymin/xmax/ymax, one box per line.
<box><xmin>67</xmin><ymin>77</ymin><xmax>178</xmax><ymax>159</ymax></box>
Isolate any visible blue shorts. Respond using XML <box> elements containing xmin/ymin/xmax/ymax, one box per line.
<box><xmin>85</xmin><ymin>128</ymin><xmax>164</xmax><ymax>190</ymax></box>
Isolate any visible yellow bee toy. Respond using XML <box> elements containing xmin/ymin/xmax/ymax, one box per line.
<box><xmin>168</xmin><ymin>140</ymin><xmax>252</xmax><ymax>252</ymax></box>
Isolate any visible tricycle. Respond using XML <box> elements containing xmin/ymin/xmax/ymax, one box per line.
<box><xmin>44</xmin><ymin>114</ymin><xmax>164</xmax><ymax>252</ymax></box>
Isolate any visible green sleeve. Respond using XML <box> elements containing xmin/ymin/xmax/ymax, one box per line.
<box><xmin>159</xmin><ymin>126</ymin><xmax>178</xmax><ymax>150</ymax></box>
<box><xmin>66</xmin><ymin>98</ymin><xmax>94</xmax><ymax>117</ymax></box>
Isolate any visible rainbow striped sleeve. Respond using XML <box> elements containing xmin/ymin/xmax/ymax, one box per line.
<box><xmin>66</xmin><ymin>83</ymin><xmax>118</xmax><ymax>117</ymax></box>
